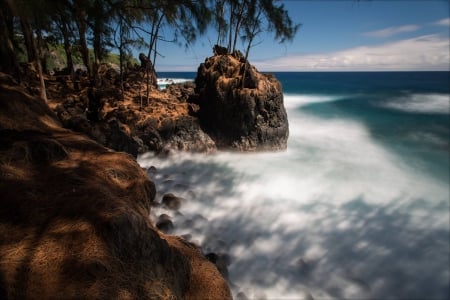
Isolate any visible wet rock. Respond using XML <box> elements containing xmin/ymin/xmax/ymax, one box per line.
<box><xmin>162</xmin><ymin>193</ymin><xmax>184</xmax><ymax>210</ymax></box>
<box><xmin>186</xmin><ymin>190</ymin><xmax>196</xmax><ymax>200</ymax></box>
<box><xmin>181</xmin><ymin>234</ymin><xmax>192</xmax><ymax>241</ymax></box>
<box><xmin>147</xmin><ymin>166</ymin><xmax>158</xmax><ymax>174</ymax></box>
<box><xmin>182</xmin><ymin>214</ymin><xmax>208</xmax><ymax>231</ymax></box>
<box><xmin>173</xmin><ymin>183</ymin><xmax>190</xmax><ymax>191</ymax></box>
<box><xmin>156</xmin><ymin>214</ymin><xmax>174</xmax><ymax>233</ymax></box>
<box><xmin>236</xmin><ymin>292</ymin><xmax>249</xmax><ymax>300</ymax></box>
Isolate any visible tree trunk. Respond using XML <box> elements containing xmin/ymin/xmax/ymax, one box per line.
<box><xmin>75</xmin><ymin>12</ymin><xmax>91</xmax><ymax>80</ymax></box>
<box><xmin>148</xmin><ymin>12</ymin><xmax>163</xmax><ymax>66</ymax></box>
<box><xmin>36</xmin><ymin>29</ymin><xmax>48</xmax><ymax>102</ymax></box>
<box><xmin>93</xmin><ymin>20</ymin><xmax>102</xmax><ymax>80</ymax></box>
<box><xmin>227</xmin><ymin>2</ymin><xmax>234</xmax><ymax>53</ymax></box>
<box><xmin>60</xmin><ymin>19</ymin><xmax>74</xmax><ymax>81</ymax></box>
<box><xmin>118</xmin><ymin>20</ymin><xmax>124</xmax><ymax>97</ymax></box>
<box><xmin>232</xmin><ymin>3</ymin><xmax>246</xmax><ymax>53</ymax></box>
<box><xmin>0</xmin><ymin>8</ymin><xmax>20</xmax><ymax>79</ymax></box>
<box><xmin>216</xmin><ymin>1</ymin><xmax>224</xmax><ymax>46</ymax></box>
<box><xmin>147</xmin><ymin>17</ymin><xmax>157</xmax><ymax>59</ymax></box>
<box><xmin>20</xmin><ymin>19</ymin><xmax>36</xmax><ymax>63</ymax></box>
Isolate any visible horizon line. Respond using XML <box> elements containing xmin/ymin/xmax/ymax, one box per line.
<box><xmin>156</xmin><ymin>69</ymin><xmax>450</xmax><ymax>73</ymax></box>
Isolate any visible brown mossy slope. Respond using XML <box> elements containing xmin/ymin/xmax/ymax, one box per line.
<box><xmin>0</xmin><ymin>73</ymin><xmax>231</xmax><ymax>299</ymax></box>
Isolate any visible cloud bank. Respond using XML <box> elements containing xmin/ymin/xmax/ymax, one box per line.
<box><xmin>255</xmin><ymin>34</ymin><xmax>450</xmax><ymax>71</ymax></box>
<box><xmin>363</xmin><ymin>25</ymin><xmax>420</xmax><ymax>38</ymax></box>
<box><xmin>434</xmin><ymin>18</ymin><xmax>450</xmax><ymax>26</ymax></box>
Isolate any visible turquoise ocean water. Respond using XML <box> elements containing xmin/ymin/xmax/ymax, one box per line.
<box><xmin>142</xmin><ymin>71</ymin><xmax>449</xmax><ymax>299</ymax></box>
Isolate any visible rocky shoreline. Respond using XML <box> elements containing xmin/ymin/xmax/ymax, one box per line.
<box><xmin>0</xmin><ymin>73</ymin><xmax>231</xmax><ymax>299</ymax></box>
<box><xmin>0</xmin><ymin>52</ymin><xmax>289</xmax><ymax>299</ymax></box>
<box><xmin>50</xmin><ymin>52</ymin><xmax>288</xmax><ymax>156</ymax></box>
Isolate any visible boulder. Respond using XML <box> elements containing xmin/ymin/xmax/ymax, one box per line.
<box><xmin>162</xmin><ymin>193</ymin><xmax>184</xmax><ymax>210</ymax></box>
<box><xmin>194</xmin><ymin>53</ymin><xmax>289</xmax><ymax>151</ymax></box>
<box><xmin>160</xmin><ymin>115</ymin><xmax>217</xmax><ymax>154</ymax></box>
<box><xmin>106</xmin><ymin>118</ymin><xmax>140</xmax><ymax>157</ymax></box>
<box><xmin>156</xmin><ymin>214</ymin><xmax>174</xmax><ymax>233</ymax></box>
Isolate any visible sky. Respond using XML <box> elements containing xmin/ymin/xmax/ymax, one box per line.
<box><xmin>153</xmin><ymin>0</ymin><xmax>450</xmax><ymax>72</ymax></box>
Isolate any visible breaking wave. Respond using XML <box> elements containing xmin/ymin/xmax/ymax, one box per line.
<box><xmin>381</xmin><ymin>93</ymin><xmax>450</xmax><ymax>114</ymax></box>
<box><xmin>138</xmin><ymin>93</ymin><xmax>449</xmax><ymax>299</ymax></box>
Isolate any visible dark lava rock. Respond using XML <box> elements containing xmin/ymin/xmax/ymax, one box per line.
<box><xmin>156</xmin><ymin>214</ymin><xmax>174</xmax><ymax>233</ymax></box>
<box><xmin>236</xmin><ymin>292</ymin><xmax>249</xmax><ymax>300</ymax></box>
<box><xmin>148</xmin><ymin>166</ymin><xmax>158</xmax><ymax>174</ymax></box>
<box><xmin>162</xmin><ymin>193</ymin><xmax>184</xmax><ymax>210</ymax></box>
<box><xmin>194</xmin><ymin>53</ymin><xmax>289</xmax><ymax>151</ymax></box>
<box><xmin>165</xmin><ymin>81</ymin><xmax>196</xmax><ymax>103</ymax></box>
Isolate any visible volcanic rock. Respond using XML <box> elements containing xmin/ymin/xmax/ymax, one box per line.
<box><xmin>52</xmin><ymin>66</ymin><xmax>216</xmax><ymax>156</ymax></box>
<box><xmin>156</xmin><ymin>214</ymin><xmax>174</xmax><ymax>233</ymax></box>
<box><xmin>0</xmin><ymin>74</ymin><xmax>231</xmax><ymax>299</ymax></box>
<box><xmin>162</xmin><ymin>193</ymin><xmax>184</xmax><ymax>210</ymax></box>
<box><xmin>194</xmin><ymin>53</ymin><xmax>289</xmax><ymax>151</ymax></box>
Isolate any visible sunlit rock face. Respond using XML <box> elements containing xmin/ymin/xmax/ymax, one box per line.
<box><xmin>194</xmin><ymin>53</ymin><xmax>289</xmax><ymax>151</ymax></box>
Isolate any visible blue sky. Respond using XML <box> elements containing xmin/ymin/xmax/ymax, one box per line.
<box><xmin>154</xmin><ymin>1</ymin><xmax>449</xmax><ymax>71</ymax></box>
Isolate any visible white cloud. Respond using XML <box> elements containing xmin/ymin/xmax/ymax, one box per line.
<box><xmin>363</xmin><ymin>25</ymin><xmax>420</xmax><ymax>38</ymax></box>
<box><xmin>255</xmin><ymin>34</ymin><xmax>450</xmax><ymax>71</ymax></box>
<box><xmin>434</xmin><ymin>18</ymin><xmax>450</xmax><ymax>26</ymax></box>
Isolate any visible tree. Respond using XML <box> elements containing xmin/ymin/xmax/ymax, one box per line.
<box><xmin>90</xmin><ymin>0</ymin><xmax>114</xmax><ymax>80</ymax></box>
<box><xmin>56</xmin><ymin>11</ymin><xmax>76</xmax><ymax>80</ymax></box>
<box><xmin>4</xmin><ymin>0</ymin><xmax>55</xmax><ymax>102</ymax></box>
<box><xmin>213</xmin><ymin>0</ymin><xmax>228</xmax><ymax>46</ymax></box>
<box><xmin>73</xmin><ymin>0</ymin><xmax>92</xmax><ymax>79</ymax></box>
<box><xmin>209</xmin><ymin>0</ymin><xmax>299</xmax><ymax>88</ymax></box>
<box><xmin>212</xmin><ymin>0</ymin><xmax>299</xmax><ymax>58</ymax></box>
<box><xmin>0</xmin><ymin>2</ymin><xmax>20</xmax><ymax>78</ymax></box>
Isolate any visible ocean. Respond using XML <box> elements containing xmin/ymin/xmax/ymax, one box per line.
<box><xmin>141</xmin><ymin>71</ymin><xmax>449</xmax><ymax>299</ymax></box>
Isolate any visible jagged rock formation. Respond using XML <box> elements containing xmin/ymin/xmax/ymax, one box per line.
<box><xmin>0</xmin><ymin>73</ymin><xmax>231</xmax><ymax>299</ymax></box>
<box><xmin>194</xmin><ymin>52</ymin><xmax>289</xmax><ymax>151</ymax></box>
<box><xmin>51</xmin><ymin>70</ymin><xmax>216</xmax><ymax>156</ymax></box>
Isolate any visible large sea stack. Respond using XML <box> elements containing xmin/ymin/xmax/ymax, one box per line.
<box><xmin>194</xmin><ymin>50</ymin><xmax>289</xmax><ymax>151</ymax></box>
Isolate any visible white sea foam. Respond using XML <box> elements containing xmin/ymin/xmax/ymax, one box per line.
<box><xmin>283</xmin><ymin>93</ymin><xmax>344</xmax><ymax>109</ymax></box>
<box><xmin>138</xmin><ymin>93</ymin><xmax>449</xmax><ymax>299</ymax></box>
<box><xmin>157</xmin><ymin>77</ymin><xmax>193</xmax><ymax>89</ymax></box>
<box><xmin>382</xmin><ymin>93</ymin><xmax>450</xmax><ymax>114</ymax></box>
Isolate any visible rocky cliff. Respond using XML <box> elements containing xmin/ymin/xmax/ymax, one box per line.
<box><xmin>193</xmin><ymin>52</ymin><xmax>289</xmax><ymax>151</ymax></box>
<box><xmin>0</xmin><ymin>73</ymin><xmax>231</xmax><ymax>299</ymax></box>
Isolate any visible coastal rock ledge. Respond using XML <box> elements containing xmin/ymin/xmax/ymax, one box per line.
<box><xmin>0</xmin><ymin>73</ymin><xmax>231</xmax><ymax>300</ymax></box>
<box><xmin>194</xmin><ymin>52</ymin><xmax>289</xmax><ymax>151</ymax></box>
